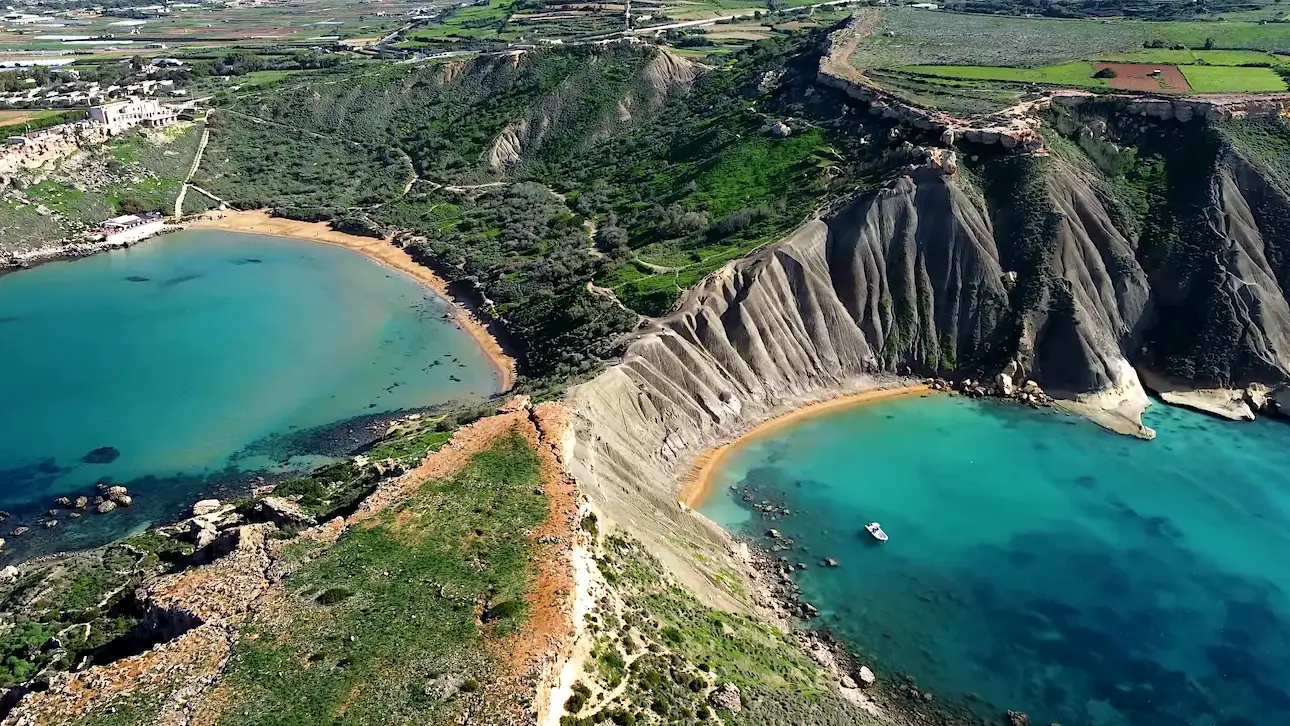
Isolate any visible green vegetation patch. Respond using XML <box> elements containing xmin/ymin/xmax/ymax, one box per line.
<box><xmin>899</xmin><ymin>61</ymin><xmax>1106</xmax><ymax>88</ymax></box>
<box><xmin>576</xmin><ymin>535</ymin><xmax>879</xmax><ymax>726</ymax></box>
<box><xmin>1220</xmin><ymin>118</ymin><xmax>1290</xmax><ymax>194</ymax></box>
<box><xmin>218</xmin><ymin>432</ymin><xmax>547</xmax><ymax>726</ymax></box>
<box><xmin>362</xmin><ymin>417</ymin><xmax>455</xmax><ymax>466</ymax></box>
<box><xmin>892</xmin><ymin>58</ymin><xmax>1286</xmax><ymax>95</ymax></box>
<box><xmin>852</xmin><ymin>8</ymin><xmax>1290</xmax><ymax>71</ymax></box>
<box><xmin>1093</xmin><ymin>49</ymin><xmax>1290</xmax><ymax>67</ymax></box>
<box><xmin>1178</xmin><ymin>64</ymin><xmax>1288</xmax><ymax>92</ymax></box>
<box><xmin>1</xmin><ymin>124</ymin><xmax>201</xmax><ymax>253</ymax></box>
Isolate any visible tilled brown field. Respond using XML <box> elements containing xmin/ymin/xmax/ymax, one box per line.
<box><xmin>1094</xmin><ymin>62</ymin><xmax>1192</xmax><ymax>92</ymax></box>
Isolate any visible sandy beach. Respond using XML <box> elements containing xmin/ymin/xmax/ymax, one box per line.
<box><xmin>678</xmin><ymin>383</ymin><xmax>932</xmax><ymax>509</ymax></box>
<box><xmin>185</xmin><ymin>210</ymin><xmax>516</xmax><ymax>391</ymax></box>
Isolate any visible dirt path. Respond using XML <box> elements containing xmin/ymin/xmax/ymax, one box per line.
<box><xmin>173</xmin><ymin>126</ymin><xmax>212</xmax><ymax>219</ymax></box>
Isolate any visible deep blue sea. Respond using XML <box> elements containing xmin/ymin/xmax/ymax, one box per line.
<box><xmin>701</xmin><ymin>394</ymin><xmax>1290</xmax><ymax>726</ymax></box>
<box><xmin>0</xmin><ymin>230</ymin><xmax>499</xmax><ymax>558</ymax></box>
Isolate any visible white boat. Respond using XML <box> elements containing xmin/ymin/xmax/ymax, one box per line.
<box><xmin>865</xmin><ymin>522</ymin><xmax>888</xmax><ymax>542</ymax></box>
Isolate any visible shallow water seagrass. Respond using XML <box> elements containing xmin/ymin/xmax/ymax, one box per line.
<box><xmin>0</xmin><ymin>230</ymin><xmax>499</xmax><ymax>558</ymax></box>
<box><xmin>702</xmin><ymin>395</ymin><xmax>1290</xmax><ymax>726</ymax></box>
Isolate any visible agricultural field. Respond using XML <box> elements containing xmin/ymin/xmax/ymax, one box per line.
<box><xmin>852</xmin><ymin>7</ymin><xmax>1290</xmax><ymax>69</ymax></box>
<box><xmin>660</xmin><ymin>8</ymin><xmax>853</xmax><ymax>59</ymax></box>
<box><xmin>0</xmin><ymin>107</ymin><xmax>83</xmax><ymax>135</ymax></box>
<box><xmin>1179</xmin><ymin>64</ymin><xmax>1289</xmax><ymax>92</ymax></box>
<box><xmin>853</xmin><ymin>7</ymin><xmax>1290</xmax><ymax>111</ymax></box>
<box><xmin>896</xmin><ymin>60</ymin><xmax>1287</xmax><ymax>94</ymax></box>
<box><xmin>0</xmin><ymin>0</ymin><xmax>432</xmax><ymax>54</ymax></box>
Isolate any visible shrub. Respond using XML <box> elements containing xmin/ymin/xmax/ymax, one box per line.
<box><xmin>1093</xmin><ymin>67</ymin><xmax>1116</xmax><ymax>79</ymax></box>
<box><xmin>330</xmin><ymin>213</ymin><xmax>385</xmax><ymax>238</ymax></box>
<box><xmin>660</xmin><ymin>625</ymin><xmax>683</xmax><ymax>645</ymax></box>
<box><xmin>484</xmin><ymin>599</ymin><xmax>527</xmax><ymax>622</ymax></box>
<box><xmin>272</xmin><ymin>477</ymin><xmax>327</xmax><ymax>506</ymax></box>
<box><xmin>117</xmin><ymin>195</ymin><xmax>159</xmax><ymax>214</ymax></box>
<box><xmin>315</xmin><ymin>587</ymin><xmax>353</xmax><ymax>605</ymax></box>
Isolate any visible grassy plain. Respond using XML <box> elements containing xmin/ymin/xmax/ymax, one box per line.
<box><xmin>1180</xmin><ymin>64</ymin><xmax>1289</xmax><ymax>92</ymax></box>
<box><xmin>0</xmin><ymin>0</ymin><xmax>422</xmax><ymax>52</ymax></box>
<box><xmin>218</xmin><ymin>434</ymin><xmax>547</xmax><ymax>725</ymax></box>
<box><xmin>896</xmin><ymin>60</ymin><xmax>1287</xmax><ymax>93</ymax></box>
<box><xmin>852</xmin><ymin>8</ymin><xmax>1290</xmax><ymax>69</ymax></box>
<box><xmin>854</xmin><ymin>8</ymin><xmax>1290</xmax><ymax>103</ymax></box>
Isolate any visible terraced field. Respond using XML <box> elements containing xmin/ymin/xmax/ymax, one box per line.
<box><xmin>853</xmin><ymin>7</ymin><xmax>1290</xmax><ymax>109</ymax></box>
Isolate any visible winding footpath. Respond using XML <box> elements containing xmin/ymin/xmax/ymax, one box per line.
<box><xmin>173</xmin><ymin>126</ymin><xmax>216</xmax><ymax>219</ymax></box>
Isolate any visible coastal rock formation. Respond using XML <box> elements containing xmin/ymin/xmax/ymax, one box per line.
<box><xmin>1</xmin><ymin>400</ymin><xmax>582</xmax><ymax>726</ymax></box>
<box><xmin>191</xmin><ymin>499</ymin><xmax>222</xmax><ymax>517</ymax></box>
<box><xmin>817</xmin><ymin>16</ymin><xmax>1044</xmax><ymax>153</ymax></box>
<box><xmin>1053</xmin><ymin>91</ymin><xmax>1290</xmax><ymax>124</ymax></box>
<box><xmin>254</xmin><ymin>496</ymin><xmax>316</xmax><ymax>527</ymax></box>
<box><xmin>566</xmin><ymin>123</ymin><xmax>1290</xmax><ymax>599</ymax></box>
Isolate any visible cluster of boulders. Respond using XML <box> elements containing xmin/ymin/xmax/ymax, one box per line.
<box><xmin>767</xmin><ymin>120</ymin><xmax>793</xmax><ymax>138</ymax></box>
<box><xmin>748</xmin><ymin>542</ymin><xmax>821</xmax><ymax>620</ymax></box>
<box><xmin>1242</xmin><ymin>382</ymin><xmax>1290</xmax><ymax>420</ymax></box>
<box><xmin>159</xmin><ymin>499</ymin><xmax>244</xmax><ymax>551</ymax></box>
<box><xmin>924</xmin><ymin>360</ymin><xmax>1053</xmax><ymax>408</ymax></box>
<box><xmin>156</xmin><ymin>494</ymin><xmax>316</xmax><ymax>556</ymax></box>
<box><xmin>4</xmin><ymin>485</ymin><xmax>136</xmax><ymax>537</ymax></box>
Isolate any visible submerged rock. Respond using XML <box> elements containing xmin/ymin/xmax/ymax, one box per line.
<box><xmin>82</xmin><ymin>446</ymin><xmax>120</xmax><ymax>464</ymax></box>
<box><xmin>1007</xmin><ymin>710</ymin><xmax>1030</xmax><ymax>726</ymax></box>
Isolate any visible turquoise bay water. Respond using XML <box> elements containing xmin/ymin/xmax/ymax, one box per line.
<box><xmin>0</xmin><ymin>230</ymin><xmax>499</xmax><ymax>557</ymax></box>
<box><xmin>701</xmin><ymin>395</ymin><xmax>1290</xmax><ymax>726</ymax></box>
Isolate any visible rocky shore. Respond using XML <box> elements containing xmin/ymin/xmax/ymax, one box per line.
<box><xmin>0</xmin><ymin>405</ymin><xmax>451</xmax><ymax>565</ymax></box>
<box><xmin>731</xmin><ymin>480</ymin><xmax>1055</xmax><ymax>726</ymax></box>
<box><xmin>0</xmin><ymin>226</ymin><xmax>179</xmax><ymax>271</ymax></box>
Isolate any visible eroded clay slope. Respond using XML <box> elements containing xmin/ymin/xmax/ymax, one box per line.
<box><xmin>565</xmin><ymin>161</ymin><xmax>1158</xmax><ymax>603</ymax></box>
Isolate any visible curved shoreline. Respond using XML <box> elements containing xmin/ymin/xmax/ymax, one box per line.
<box><xmin>678</xmin><ymin>383</ymin><xmax>932</xmax><ymax>509</ymax></box>
<box><xmin>185</xmin><ymin>210</ymin><xmax>517</xmax><ymax>391</ymax></box>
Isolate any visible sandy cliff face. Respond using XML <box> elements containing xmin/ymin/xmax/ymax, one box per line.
<box><xmin>564</xmin><ymin>160</ymin><xmax>1155</xmax><ymax>602</ymax></box>
<box><xmin>565</xmin><ymin>135</ymin><xmax>1290</xmax><ymax>594</ymax></box>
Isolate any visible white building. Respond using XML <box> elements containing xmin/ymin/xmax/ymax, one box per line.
<box><xmin>101</xmin><ymin>213</ymin><xmax>165</xmax><ymax>245</ymax></box>
<box><xmin>88</xmin><ymin>98</ymin><xmax>177</xmax><ymax>133</ymax></box>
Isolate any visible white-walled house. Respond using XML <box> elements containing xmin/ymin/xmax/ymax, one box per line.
<box><xmin>88</xmin><ymin>98</ymin><xmax>177</xmax><ymax>133</ymax></box>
